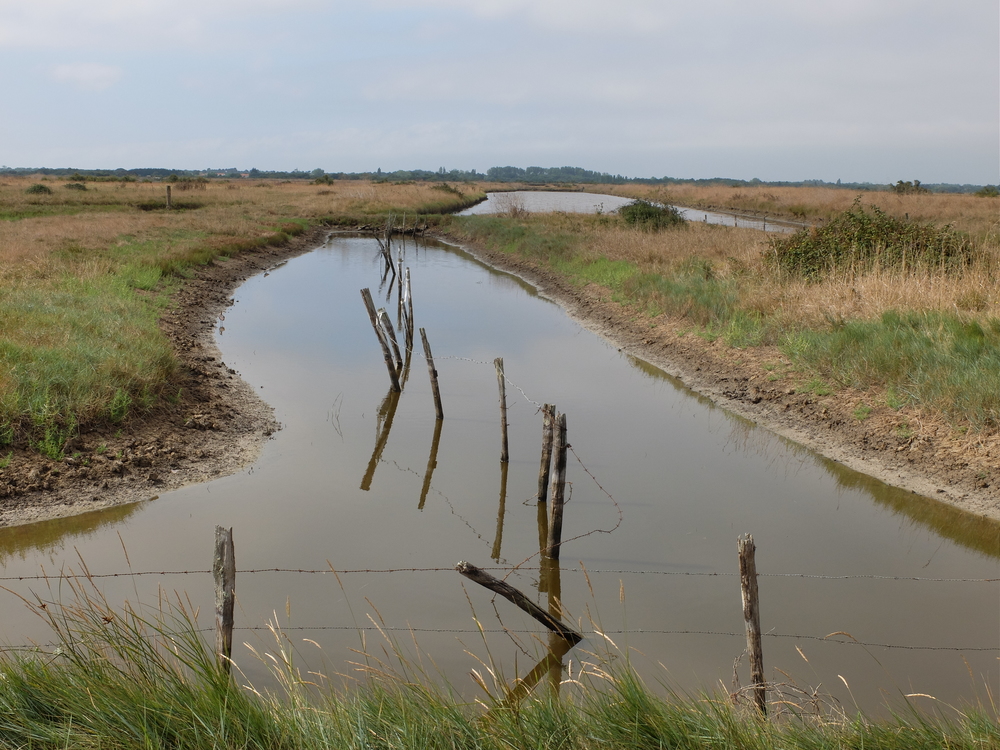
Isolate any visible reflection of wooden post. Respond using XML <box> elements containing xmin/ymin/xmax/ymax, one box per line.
<box><xmin>456</xmin><ymin>562</ymin><xmax>582</xmax><ymax>645</ymax></box>
<box><xmin>495</xmin><ymin>358</ymin><xmax>509</xmax><ymax>463</ymax></box>
<box><xmin>418</xmin><ymin>418</ymin><xmax>443</xmax><ymax>510</ymax></box>
<box><xmin>419</xmin><ymin>328</ymin><xmax>444</xmax><ymax>420</ymax></box>
<box><xmin>491</xmin><ymin>461</ymin><xmax>509</xmax><ymax>561</ymax></box>
<box><xmin>360</xmin><ymin>389</ymin><xmax>401</xmax><ymax>491</ymax></box>
<box><xmin>213</xmin><ymin>526</ymin><xmax>235</xmax><ymax>673</ymax></box>
<box><xmin>166</xmin><ymin>184</ymin><xmax>172</xmax><ymax>209</ymax></box>
<box><xmin>405</xmin><ymin>269</ymin><xmax>414</xmax><ymax>351</ymax></box>
<box><xmin>546</xmin><ymin>413</ymin><xmax>568</xmax><ymax>561</ymax></box>
<box><xmin>361</xmin><ymin>288</ymin><xmax>400</xmax><ymax>392</ymax></box>
<box><xmin>738</xmin><ymin>534</ymin><xmax>766</xmax><ymax>716</ymax></box>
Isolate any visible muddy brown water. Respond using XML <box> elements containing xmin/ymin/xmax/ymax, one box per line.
<box><xmin>0</xmin><ymin>235</ymin><xmax>996</xmax><ymax>715</ymax></box>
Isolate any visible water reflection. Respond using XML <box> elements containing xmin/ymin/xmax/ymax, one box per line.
<box><xmin>0</xmin><ymin>501</ymin><xmax>144</xmax><ymax>563</ymax></box>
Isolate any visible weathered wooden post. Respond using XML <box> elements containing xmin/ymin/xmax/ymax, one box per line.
<box><xmin>166</xmin><ymin>184</ymin><xmax>172</xmax><ymax>209</ymax></box>
<box><xmin>738</xmin><ymin>533</ymin><xmax>766</xmax><ymax>716</ymax></box>
<box><xmin>405</xmin><ymin>269</ymin><xmax>414</xmax><ymax>349</ymax></box>
<box><xmin>545</xmin><ymin>412</ymin><xmax>568</xmax><ymax>560</ymax></box>
<box><xmin>491</xmin><ymin>461</ymin><xmax>509</xmax><ymax>561</ymax></box>
<box><xmin>419</xmin><ymin>327</ymin><xmax>444</xmax><ymax>420</ymax></box>
<box><xmin>537</xmin><ymin>404</ymin><xmax>555</xmax><ymax>506</ymax></box>
<box><xmin>361</xmin><ymin>288</ymin><xmax>400</xmax><ymax>392</ymax></box>
<box><xmin>495</xmin><ymin>358</ymin><xmax>509</xmax><ymax>463</ymax></box>
<box><xmin>213</xmin><ymin>526</ymin><xmax>236</xmax><ymax>673</ymax></box>
<box><xmin>377</xmin><ymin>308</ymin><xmax>404</xmax><ymax>372</ymax></box>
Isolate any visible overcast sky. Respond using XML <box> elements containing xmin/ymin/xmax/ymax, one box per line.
<box><xmin>1</xmin><ymin>1</ymin><xmax>997</xmax><ymax>183</ymax></box>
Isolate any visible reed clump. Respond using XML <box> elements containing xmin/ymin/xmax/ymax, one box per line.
<box><xmin>0</xmin><ymin>580</ymin><xmax>994</xmax><ymax>748</ymax></box>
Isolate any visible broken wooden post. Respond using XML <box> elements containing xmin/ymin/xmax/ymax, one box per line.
<box><xmin>361</xmin><ymin>288</ymin><xmax>400</xmax><ymax>392</ymax></box>
<box><xmin>738</xmin><ymin>533</ymin><xmax>766</xmax><ymax>716</ymax></box>
<box><xmin>377</xmin><ymin>308</ymin><xmax>404</xmax><ymax>372</ymax></box>
<box><xmin>495</xmin><ymin>357</ymin><xmax>509</xmax><ymax>463</ymax></box>
<box><xmin>455</xmin><ymin>561</ymin><xmax>582</xmax><ymax>645</ymax></box>
<box><xmin>419</xmin><ymin>327</ymin><xmax>444</xmax><ymax>420</ymax></box>
<box><xmin>545</xmin><ymin>412</ymin><xmax>568</xmax><ymax>561</ymax></box>
<box><xmin>213</xmin><ymin>525</ymin><xmax>236</xmax><ymax>673</ymax></box>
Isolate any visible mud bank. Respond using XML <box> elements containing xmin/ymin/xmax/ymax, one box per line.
<box><xmin>438</xmin><ymin>232</ymin><xmax>1000</xmax><ymax>521</ymax></box>
<box><xmin>0</xmin><ymin>229</ymin><xmax>331</xmax><ymax>528</ymax></box>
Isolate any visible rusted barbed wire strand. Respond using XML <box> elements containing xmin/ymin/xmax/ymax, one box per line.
<box><xmin>8</xmin><ymin>629</ymin><xmax>998</xmax><ymax>653</ymax></box>
<box><xmin>0</xmin><ymin>569</ymin><xmax>996</xmax><ymax>582</ymax></box>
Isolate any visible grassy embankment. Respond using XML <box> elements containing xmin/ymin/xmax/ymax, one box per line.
<box><xmin>446</xmin><ymin>187</ymin><xmax>1000</xmax><ymax>433</ymax></box>
<box><xmin>0</xmin><ymin>581</ymin><xmax>994</xmax><ymax>748</ymax></box>
<box><xmin>0</xmin><ymin>177</ymin><xmax>482</xmax><ymax>457</ymax></box>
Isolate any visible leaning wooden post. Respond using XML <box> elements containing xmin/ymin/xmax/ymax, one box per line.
<box><xmin>419</xmin><ymin>327</ymin><xmax>444</xmax><ymax>420</ymax></box>
<box><xmin>213</xmin><ymin>526</ymin><xmax>236</xmax><ymax>673</ymax></box>
<box><xmin>494</xmin><ymin>358</ymin><xmax>509</xmax><ymax>463</ymax></box>
<box><xmin>456</xmin><ymin>561</ymin><xmax>582</xmax><ymax>645</ymax></box>
<box><xmin>738</xmin><ymin>533</ymin><xmax>766</xmax><ymax>716</ymax></box>
<box><xmin>377</xmin><ymin>308</ymin><xmax>404</xmax><ymax>372</ymax></box>
<box><xmin>361</xmin><ymin>288</ymin><xmax>400</xmax><ymax>392</ymax></box>
<box><xmin>166</xmin><ymin>184</ymin><xmax>172</xmax><ymax>209</ymax></box>
<box><xmin>546</xmin><ymin>412</ymin><xmax>568</xmax><ymax>560</ymax></box>
<box><xmin>405</xmin><ymin>269</ymin><xmax>414</xmax><ymax>347</ymax></box>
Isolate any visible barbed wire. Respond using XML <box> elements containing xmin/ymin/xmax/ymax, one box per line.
<box><xmin>0</xmin><ymin>568</ymin><xmax>996</xmax><ymax>583</ymax></box>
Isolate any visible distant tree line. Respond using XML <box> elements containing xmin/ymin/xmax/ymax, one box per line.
<box><xmin>0</xmin><ymin>165</ymin><xmax>992</xmax><ymax>194</ymax></box>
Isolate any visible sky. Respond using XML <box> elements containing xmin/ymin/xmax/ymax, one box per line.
<box><xmin>1</xmin><ymin>0</ymin><xmax>997</xmax><ymax>184</ymax></box>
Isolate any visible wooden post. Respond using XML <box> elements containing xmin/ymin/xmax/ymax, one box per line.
<box><xmin>166</xmin><ymin>184</ymin><xmax>172</xmax><ymax>209</ymax></box>
<box><xmin>545</xmin><ymin>413</ymin><xmax>568</xmax><ymax>561</ymax></box>
<box><xmin>495</xmin><ymin>358</ymin><xmax>509</xmax><ymax>463</ymax></box>
<box><xmin>455</xmin><ymin>561</ymin><xmax>582</xmax><ymax>645</ymax></box>
<box><xmin>491</xmin><ymin>461</ymin><xmax>509</xmax><ymax>561</ymax></box>
<box><xmin>738</xmin><ymin>533</ymin><xmax>766</xmax><ymax>716</ymax></box>
<box><xmin>419</xmin><ymin>327</ymin><xmax>444</xmax><ymax>420</ymax></box>
<box><xmin>377</xmin><ymin>308</ymin><xmax>404</xmax><ymax>372</ymax></box>
<box><xmin>213</xmin><ymin>526</ymin><xmax>235</xmax><ymax>673</ymax></box>
<box><xmin>361</xmin><ymin>288</ymin><xmax>400</xmax><ymax>392</ymax></box>
<box><xmin>537</xmin><ymin>404</ymin><xmax>555</xmax><ymax>505</ymax></box>
<box><xmin>405</xmin><ymin>269</ymin><xmax>414</xmax><ymax>349</ymax></box>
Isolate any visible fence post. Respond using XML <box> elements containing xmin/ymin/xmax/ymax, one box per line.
<box><xmin>738</xmin><ymin>533</ymin><xmax>766</xmax><ymax>715</ymax></box>
<box><xmin>495</xmin><ymin>358</ymin><xmax>509</xmax><ymax>463</ymax></box>
<box><xmin>361</xmin><ymin>288</ymin><xmax>401</xmax><ymax>392</ymax></box>
<box><xmin>213</xmin><ymin>526</ymin><xmax>236</xmax><ymax>673</ymax></box>
<box><xmin>166</xmin><ymin>184</ymin><xmax>172</xmax><ymax>209</ymax></box>
<box><xmin>546</xmin><ymin>412</ymin><xmax>568</xmax><ymax>561</ymax></box>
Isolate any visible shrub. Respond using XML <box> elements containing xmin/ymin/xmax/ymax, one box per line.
<box><xmin>618</xmin><ymin>200</ymin><xmax>685</xmax><ymax>231</ymax></box>
<box><xmin>64</xmin><ymin>182</ymin><xmax>87</xmax><ymax>191</ymax></box>
<box><xmin>768</xmin><ymin>199</ymin><xmax>975</xmax><ymax>279</ymax></box>
<box><xmin>25</xmin><ymin>183</ymin><xmax>52</xmax><ymax>195</ymax></box>
<box><xmin>975</xmin><ymin>185</ymin><xmax>999</xmax><ymax>198</ymax></box>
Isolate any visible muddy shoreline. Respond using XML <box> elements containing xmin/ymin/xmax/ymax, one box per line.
<box><xmin>0</xmin><ymin>226</ymin><xmax>996</xmax><ymax>528</ymax></box>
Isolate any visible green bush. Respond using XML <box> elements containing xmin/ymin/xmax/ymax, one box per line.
<box><xmin>25</xmin><ymin>183</ymin><xmax>52</xmax><ymax>195</ymax></box>
<box><xmin>619</xmin><ymin>200</ymin><xmax>686</xmax><ymax>231</ymax></box>
<box><xmin>64</xmin><ymin>182</ymin><xmax>87</xmax><ymax>191</ymax></box>
<box><xmin>769</xmin><ymin>200</ymin><xmax>975</xmax><ymax>279</ymax></box>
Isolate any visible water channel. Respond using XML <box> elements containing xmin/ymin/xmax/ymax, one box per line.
<box><xmin>0</xmin><ymin>209</ymin><xmax>997</xmax><ymax>714</ymax></box>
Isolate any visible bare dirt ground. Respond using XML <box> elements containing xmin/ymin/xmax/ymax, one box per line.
<box><xmin>0</xmin><ymin>226</ymin><xmax>997</xmax><ymax>529</ymax></box>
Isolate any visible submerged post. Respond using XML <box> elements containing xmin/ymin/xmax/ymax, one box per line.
<box><xmin>213</xmin><ymin>526</ymin><xmax>236</xmax><ymax>673</ymax></box>
<box><xmin>361</xmin><ymin>288</ymin><xmax>400</xmax><ymax>392</ymax></box>
<box><xmin>495</xmin><ymin>357</ymin><xmax>509</xmax><ymax>463</ymax></box>
<box><xmin>546</xmin><ymin>412</ymin><xmax>568</xmax><ymax>560</ymax></box>
<box><xmin>738</xmin><ymin>533</ymin><xmax>766</xmax><ymax>716</ymax></box>
<box><xmin>419</xmin><ymin>327</ymin><xmax>444</xmax><ymax>420</ymax></box>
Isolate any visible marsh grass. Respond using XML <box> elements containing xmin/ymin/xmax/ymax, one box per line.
<box><xmin>0</xmin><ymin>576</ymin><xmax>994</xmax><ymax>749</ymax></box>
<box><xmin>0</xmin><ymin>177</ymin><xmax>482</xmax><ymax>449</ymax></box>
<box><xmin>449</xmin><ymin>206</ymin><xmax>1000</xmax><ymax>428</ymax></box>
